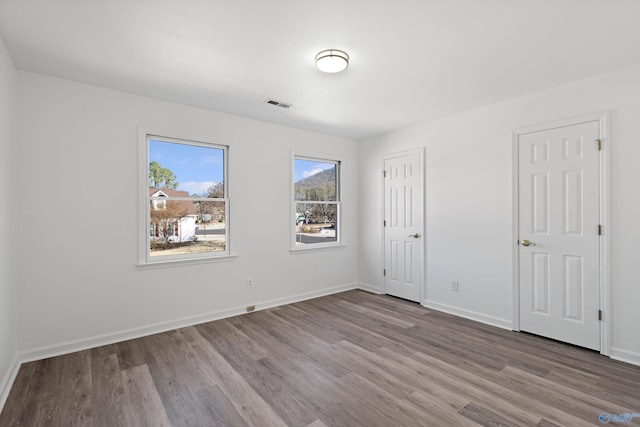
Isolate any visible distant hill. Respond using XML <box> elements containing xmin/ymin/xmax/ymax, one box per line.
<box><xmin>295</xmin><ymin>167</ymin><xmax>336</xmax><ymax>201</ymax></box>
<box><xmin>296</xmin><ymin>167</ymin><xmax>335</xmax><ymax>187</ymax></box>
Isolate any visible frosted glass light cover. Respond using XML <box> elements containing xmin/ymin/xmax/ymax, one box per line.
<box><xmin>315</xmin><ymin>49</ymin><xmax>349</xmax><ymax>73</ymax></box>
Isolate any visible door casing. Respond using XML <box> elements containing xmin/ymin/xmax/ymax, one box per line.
<box><xmin>511</xmin><ymin>111</ymin><xmax>611</xmax><ymax>356</ymax></box>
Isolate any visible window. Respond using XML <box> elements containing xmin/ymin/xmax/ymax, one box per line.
<box><xmin>293</xmin><ymin>156</ymin><xmax>341</xmax><ymax>249</ymax></box>
<box><xmin>140</xmin><ymin>132</ymin><xmax>229</xmax><ymax>264</ymax></box>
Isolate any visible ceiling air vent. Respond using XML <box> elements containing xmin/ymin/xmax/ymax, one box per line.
<box><xmin>265</xmin><ymin>99</ymin><xmax>292</xmax><ymax>109</ymax></box>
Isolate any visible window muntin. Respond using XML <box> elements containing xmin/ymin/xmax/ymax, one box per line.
<box><xmin>293</xmin><ymin>157</ymin><xmax>340</xmax><ymax>248</ymax></box>
<box><xmin>144</xmin><ymin>135</ymin><xmax>228</xmax><ymax>262</ymax></box>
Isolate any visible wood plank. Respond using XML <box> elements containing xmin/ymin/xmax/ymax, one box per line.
<box><xmin>497</xmin><ymin>366</ymin><xmax>640</xmax><ymax>426</ymax></box>
<box><xmin>0</xmin><ymin>361</ymin><xmax>42</xmax><ymax>426</ymax></box>
<box><xmin>90</xmin><ymin>349</ymin><xmax>126</xmax><ymax>427</ymax></box>
<box><xmin>334</xmin><ymin>299</ymin><xmax>416</xmax><ymax>328</ymax></box>
<box><xmin>145</xmin><ymin>329</ymin><xmax>217</xmax><ymax>394</ymax></box>
<box><xmin>306</xmin><ymin>419</ymin><xmax>328</xmax><ymax>427</ymax></box>
<box><xmin>192</xmin><ymin>384</ymin><xmax>249</xmax><ymax>427</ymax></box>
<box><xmin>296</xmin><ymin>361</ymin><xmax>406</xmax><ymax>427</ymax></box>
<box><xmin>376</xmin><ymin>346</ymin><xmax>545</xmax><ymax>426</ymax></box>
<box><xmin>197</xmin><ymin>318</ymin><xmax>320</xmax><ymax>426</ymax></box>
<box><xmin>33</xmin><ymin>350</ymin><xmax>94</xmax><ymax>427</ymax></box>
<box><xmin>408</xmin><ymin>390</ymin><xmax>479</xmax><ymax>426</ymax></box>
<box><xmin>181</xmin><ymin>327</ymin><xmax>288</xmax><ymax>427</ymax></box>
<box><xmin>338</xmin><ymin>372</ymin><xmax>470</xmax><ymax>426</ymax></box>
<box><xmin>274</xmin><ymin>299</ymin><xmax>417</xmax><ymax>356</ymax></box>
<box><xmin>458</xmin><ymin>402</ymin><xmax>520</xmax><ymax>427</ymax></box>
<box><xmin>235</xmin><ymin>310</ymin><xmax>350</xmax><ymax>379</ymax></box>
<box><xmin>537</xmin><ymin>418</ymin><xmax>563</xmax><ymax>427</ymax></box>
<box><xmin>197</xmin><ymin>318</ymin><xmax>269</xmax><ymax>361</ymax></box>
<box><xmin>121</xmin><ymin>364</ymin><xmax>171</xmax><ymax>427</ymax></box>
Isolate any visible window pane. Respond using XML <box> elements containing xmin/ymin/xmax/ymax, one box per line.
<box><xmin>150</xmin><ymin>201</ymin><xmax>226</xmax><ymax>257</ymax></box>
<box><xmin>294</xmin><ymin>159</ymin><xmax>336</xmax><ymax>201</ymax></box>
<box><xmin>194</xmin><ymin>200</ymin><xmax>225</xmax><ymax>223</ymax></box>
<box><xmin>147</xmin><ymin>137</ymin><xmax>227</xmax><ymax>260</ymax></box>
<box><xmin>295</xmin><ymin>202</ymin><xmax>337</xmax><ymax>244</ymax></box>
<box><xmin>149</xmin><ymin>139</ymin><xmax>224</xmax><ymax>197</ymax></box>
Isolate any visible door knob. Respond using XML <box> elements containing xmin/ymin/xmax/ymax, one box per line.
<box><xmin>408</xmin><ymin>233</ymin><xmax>420</xmax><ymax>238</ymax></box>
<box><xmin>521</xmin><ymin>239</ymin><xmax>535</xmax><ymax>246</ymax></box>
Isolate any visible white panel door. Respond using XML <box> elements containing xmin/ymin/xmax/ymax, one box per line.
<box><xmin>518</xmin><ymin>121</ymin><xmax>600</xmax><ymax>350</ymax></box>
<box><xmin>384</xmin><ymin>152</ymin><xmax>423</xmax><ymax>302</ymax></box>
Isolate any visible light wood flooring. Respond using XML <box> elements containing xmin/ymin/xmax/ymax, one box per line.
<box><xmin>1</xmin><ymin>290</ymin><xmax>639</xmax><ymax>426</ymax></box>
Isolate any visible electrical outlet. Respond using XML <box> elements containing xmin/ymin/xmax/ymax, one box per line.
<box><xmin>451</xmin><ymin>280</ymin><xmax>459</xmax><ymax>292</ymax></box>
<box><xmin>247</xmin><ymin>278</ymin><xmax>253</xmax><ymax>289</ymax></box>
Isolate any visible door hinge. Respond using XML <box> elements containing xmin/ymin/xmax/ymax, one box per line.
<box><xmin>596</xmin><ymin>139</ymin><xmax>602</xmax><ymax>151</ymax></box>
<box><xmin>383</xmin><ymin>269</ymin><xmax>386</xmax><ymax>276</ymax></box>
<box><xmin>598</xmin><ymin>309</ymin><xmax>603</xmax><ymax>321</ymax></box>
<box><xmin>383</xmin><ymin>170</ymin><xmax>387</xmax><ymax>178</ymax></box>
<box><xmin>384</xmin><ymin>220</ymin><xmax>387</xmax><ymax>227</ymax></box>
<box><xmin>598</xmin><ymin>224</ymin><xmax>603</xmax><ymax>235</ymax></box>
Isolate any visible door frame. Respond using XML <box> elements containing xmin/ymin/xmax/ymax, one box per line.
<box><xmin>511</xmin><ymin>111</ymin><xmax>611</xmax><ymax>356</ymax></box>
<box><xmin>380</xmin><ymin>148</ymin><xmax>426</xmax><ymax>303</ymax></box>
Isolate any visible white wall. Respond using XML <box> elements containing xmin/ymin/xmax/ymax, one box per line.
<box><xmin>359</xmin><ymin>65</ymin><xmax>640</xmax><ymax>364</ymax></box>
<box><xmin>17</xmin><ymin>72</ymin><xmax>359</xmax><ymax>354</ymax></box>
<box><xmin>8</xmin><ymin>51</ymin><xmax>640</xmax><ymax>377</ymax></box>
<box><xmin>0</xmin><ymin>35</ymin><xmax>18</xmax><ymax>398</ymax></box>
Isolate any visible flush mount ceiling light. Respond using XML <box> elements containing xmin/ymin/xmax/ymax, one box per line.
<box><xmin>315</xmin><ymin>49</ymin><xmax>349</xmax><ymax>73</ymax></box>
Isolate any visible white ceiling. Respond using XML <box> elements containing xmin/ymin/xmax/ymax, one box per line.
<box><xmin>1</xmin><ymin>0</ymin><xmax>639</xmax><ymax>139</ymax></box>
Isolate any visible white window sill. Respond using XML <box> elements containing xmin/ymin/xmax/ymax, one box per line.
<box><xmin>290</xmin><ymin>244</ymin><xmax>346</xmax><ymax>254</ymax></box>
<box><xmin>137</xmin><ymin>253</ymin><xmax>238</xmax><ymax>270</ymax></box>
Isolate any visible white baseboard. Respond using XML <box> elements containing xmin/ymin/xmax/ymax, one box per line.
<box><xmin>422</xmin><ymin>299</ymin><xmax>512</xmax><ymax>331</ymax></box>
<box><xmin>0</xmin><ymin>352</ymin><xmax>20</xmax><ymax>413</ymax></box>
<box><xmin>18</xmin><ymin>282</ymin><xmax>358</xmax><ymax>365</ymax></box>
<box><xmin>610</xmin><ymin>347</ymin><xmax>640</xmax><ymax>367</ymax></box>
<box><xmin>357</xmin><ymin>282</ymin><xmax>383</xmax><ymax>294</ymax></box>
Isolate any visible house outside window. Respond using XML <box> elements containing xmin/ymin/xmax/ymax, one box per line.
<box><xmin>139</xmin><ymin>130</ymin><xmax>229</xmax><ymax>265</ymax></box>
<box><xmin>292</xmin><ymin>155</ymin><xmax>341</xmax><ymax>249</ymax></box>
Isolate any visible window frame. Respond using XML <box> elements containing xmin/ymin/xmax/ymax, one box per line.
<box><xmin>138</xmin><ymin>128</ymin><xmax>233</xmax><ymax>267</ymax></box>
<box><xmin>291</xmin><ymin>153</ymin><xmax>342</xmax><ymax>251</ymax></box>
